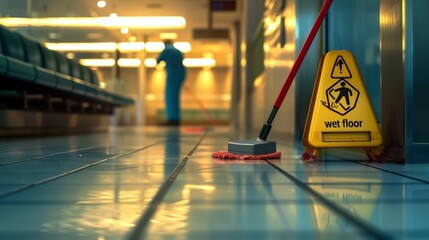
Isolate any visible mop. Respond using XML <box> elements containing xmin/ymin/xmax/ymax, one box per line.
<box><xmin>213</xmin><ymin>0</ymin><xmax>334</xmax><ymax>160</ymax></box>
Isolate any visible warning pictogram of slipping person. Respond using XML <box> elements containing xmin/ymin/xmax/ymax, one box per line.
<box><xmin>322</xmin><ymin>78</ymin><xmax>360</xmax><ymax>115</ymax></box>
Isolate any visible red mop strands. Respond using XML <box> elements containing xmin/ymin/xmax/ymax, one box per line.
<box><xmin>212</xmin><ymin>150</ymin><xmax>281</xmax><ymax>160</ymax></box>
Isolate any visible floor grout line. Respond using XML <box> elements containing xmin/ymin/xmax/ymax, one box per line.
<box><xmin>0</xmin><ymin>143</ymin><xmax>159</xmax><ymax>200</ymax></box>
<box><xmin>0</xmin><ymin>145</ymin><xmax>101</xmax><ymax>167</ymax></box>
<box><xmin>353</xmin><ymin>161</ymin><xmax>429</xmax><ymax>184</ymax></box>
<box><xmin>127</xmin><ymin>131</ymin><xmax>207</xmax><ymax>240</ymax></box>
<box><xmin>265</xmin><ymin>159</ymin><xmax>395</xmax><ymax>240</ymax></box>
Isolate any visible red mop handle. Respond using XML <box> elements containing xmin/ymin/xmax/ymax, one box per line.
<box><xmin>258</xmin><ymin>0</ymin><xmax>333</xmax><ymax>141</ymax></box>
<box><xmin>274</xmin><ymin>0</ymin><xmax>333</xmax><ymax>108</ymax></box>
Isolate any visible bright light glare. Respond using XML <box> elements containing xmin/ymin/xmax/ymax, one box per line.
<box><xmin>149</xmin><ymin>58</ymin><xmax>216</xmax><ymax>68</ymax></box>
<box><xmin>46</xmin><ymin>42</ymin><xmax>117</xmax><ymax>51</ymax></box>
<box><xmin>118</xmin><ymin>42</ymin><xmax>144</xmax><ymax>51</ymax></box>
<box><xmin>144</xmin><ymin>42</ymin><xmax>191</xmax><ymax>53</ymax></box>
<box><xmin>45</xmin><ymin>42</ymin><xmax>191</xmax><ymax>53</ymax></box>
<box><xmin>0</xmin><ymin>16</ymin><xmax>186</xmax><ymax>29</ymax></box>
<box><xmin>80</xmin><ymin>58</ymin><xmax>141</xmax><ymax>67</ymax></box>
<box><xmin>202</xmin><ymin>52</ymin><xmax>214</xmax><ymax>58</ymax></box>
<box><xmin>144</xmin><ymin>42</ymin><xmax>164</xmax><ymax>52</ymax></box>
<box><xmin>118</xmin><ymin>58</ymin><xmax>141</xmax><ymax>67</ymax></box>
<box><xmin>80</xmin><ymin>59</ymin><xmax>115</xmax><ymax>67</ymax></box>
<box><xmin>144</xmin><ymin>59</ymin><xmax>158</xmax><ymax>67</ymax></box>
<box><xmin>97</xmin><ymin>0</ymin><xmax>107</xmax><ymax>8</ymax></box>
<box><xmin>81</xmin><ymin>58</ymin><xmax>216</xmax><ymax>68</ymax></box>
<box><xmin>159</xmin><ymin>32</ymin><xmax>178</xmax><ymax>40</ymax></box>
<box><xmin>128</xmin><ymin>36</ymin><xmax>137</xmax><ymax>42</ymax></box>
<box><xmin>120</xmin><ymin>27</ymin><xmax>129</xmax><ymax>34</ymax></box>
<box><xmin>183</xmin><ymin>58</ymin><xmax>216</xmax><ymax>68</ymax></box>
<box><xmin>172</xmin><ymin>42</ymin><xmax>191</xmax><ymax>53</ymax></box>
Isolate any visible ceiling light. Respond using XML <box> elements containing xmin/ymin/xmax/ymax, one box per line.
<box><xmin>46</xmin><ymin>42</ymin><xmax>117</xmax><ymax>51</ymax></box>
<box><xmin>81</xmin><ymin>58</ymin><xmax>216</xmax><ymax>68</ymax></box>
<box><xmin>144</xmin><ymin>58</ymin><xmax>157</xmax><ymax>67</ymax></box>
<box><xmin>80</xmin><ymin>58</ymin><xmax>141</xmax><ymax>67</ymax></box>
<box><xmin>48</xmin><ymin>32</ymin><xmax>61</xmax><ymax>40</ymax></box>
<box><xmin>120</xmin><ymin>27</ymin><xmax>129</xmax><ymax>34</ymax></box>
<box><xmin>143</xmin><ymin>42</ymin><xmax>191</xmax><ymax>53</ymax></box>
<box><xmin>117</xmin><ymin>58</ymin><xmax>141</xmax><ymax>67</ymax></box>
<box><xmin>159</xmin><ymin>32</ymin><xmax>178</xmax><ymax>40</ymax></box>
<box><xmin>183</xmin><ymin>58</ymin><xmax>216</xmax><ymax>68</ymax></box>
<box><xmin>172</xmin><ymin>42</ymin><xmax>191</xmax><ymax>53</ymax></box>
<box><xmin>80</xmin><ymin>59</ymin><xmax>115</xmax><ymax>67</ymax></box>
<box><xmin>117</xmin><ymin>42</ymin><xmax>144</xmax><ymax>51</ymax></box>
<box><xmin>97</xmin><ymin>0</ymin><xmax>107</xmax><ymax>8</ymax></box>
<box><xmin>146</xmin><ymin>58</ymin><xmax>216</xmax><ymax>68</ymax></box>
<box><xmin>144</xmin><ymin>42</ymin><xmax>163</xmax><ymax>52</ymax></box>
<box><xmin>66</xmin><ymin>53</ymin><xmax>75</xmax><ymax>59</ymax></box>
<box><xmin>0</xmin><ymin>16</ymin><xmax>186</xmax><ymax>29</ymax></box>
<box><xmin>45</xmin><ymin>41</ymin><xmax>191</xmax><ymax>52</ymax></box>
<box><xmin>128</xmin><ymin>36</ymin><xmax>137</xmax><ymax>42</ymax></box>
<box><xmin>202</xmin><ymin>52</ymin><xmax>214</xmax><ymax>58</ymax></box>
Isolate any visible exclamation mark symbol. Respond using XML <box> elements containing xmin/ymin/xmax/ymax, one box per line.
<box><xmin>337</xmin><ymin>59</ymin><xmax>344</xmax><ymax>73</ymax></box>
<box><xmin>331</xmin><ymin>55</ymin><xmax>351</xmax><ymax>79</ymax></box>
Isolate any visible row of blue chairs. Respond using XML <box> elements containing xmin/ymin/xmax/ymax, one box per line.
<box><xmin>0</xmin><ymin>25</ymin><xmax>133</xmax><ymax>107</ymax></box>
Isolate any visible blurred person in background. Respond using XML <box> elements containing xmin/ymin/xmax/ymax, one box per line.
<box><xmin>157</xmin><ymin>40</ymin><xmax>187</xmax><ymax>126</ymax></box>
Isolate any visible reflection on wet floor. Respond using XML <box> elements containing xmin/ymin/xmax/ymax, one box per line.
<box><xmin>0</xmin><ymin>126</ymin><xmax>428</xmax><ymax>239</ymax></box>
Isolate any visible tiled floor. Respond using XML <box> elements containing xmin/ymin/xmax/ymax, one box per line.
<box><xmin>1</xmin><ymin>126</ymin><xmax>429</xmax><ymax>240</ymax></box>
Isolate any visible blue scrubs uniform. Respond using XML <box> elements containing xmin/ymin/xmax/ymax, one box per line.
<box><xmin>156</xmin><ymin>43</ymin><xmax>186</xmax><ymax>123</ymax></box>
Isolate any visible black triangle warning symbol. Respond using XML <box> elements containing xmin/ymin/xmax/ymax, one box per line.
<box><xmin>331</xmin><ymin>55</ymin><xmax>352</xmax><ymax>78</ymax></box>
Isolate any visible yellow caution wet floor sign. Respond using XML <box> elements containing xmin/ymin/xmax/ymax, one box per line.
<box><xmin>303</xmin><ymin>50</ymin><xmax>382</xmax><ymax>149</ymax></box>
